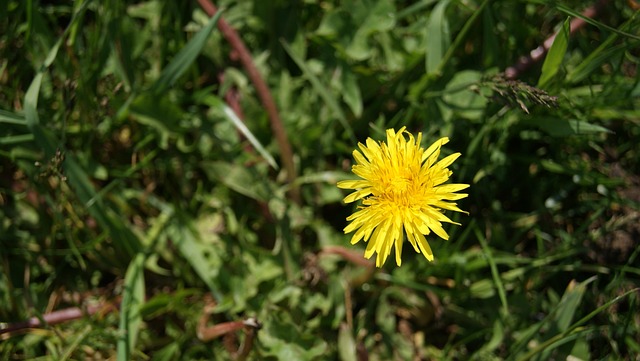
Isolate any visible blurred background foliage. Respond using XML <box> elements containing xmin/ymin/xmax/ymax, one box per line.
<box><xmin>1</xmin><ymin>0</ymin><xmax>639</xmax><ymax>360</ymax></box>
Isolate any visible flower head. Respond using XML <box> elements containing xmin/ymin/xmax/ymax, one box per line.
<box><xmin>337</xmin><ymin>127</ymin><xmax>469</xmax><ymax>267</ymax></box>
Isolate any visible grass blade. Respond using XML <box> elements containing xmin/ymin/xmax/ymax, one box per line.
<box><xmin>151</xmin><ymin>9</ymin><xmax>224</xmax><ymax>94</ymax></box>
<box><xmin>0</xmin><ymin>134</ymin><xmax>34</xmax><ymax>145</ymax></box>
<box><xmin>475</xmin><ymin>225</ymin><xmax>509</xmax><ymax>315</ymax></box>
<box><xmin>199</xmin><ymin>94</ymin><xmax>278</xmax><ymax>170</ymax></box>
<box><xmin>425</xmin><ymin>0</ymin><xmax>451</xmax><ymax>75</ymax></box>
<box><xmin>538</xmin><ymin>18</ymin><xmax>570</xmax><ymax>88</ymax></box>
<box><xmin>516</xmin><ymin>287</ymin><xmax>640</xmax><ymax>361</ymax></box>
<box><xmin>116</xmin><ymin>253</ymin><xmax>146</xmax><ymax>361</ymax></box>
<box><xmin>0</xmin><ymin>109</ymin><xmax>26</xmax><ymax>125</ymax></box>
<box><xmin>21</xmin><ymin>0</ymin><xmax>141</xmax><ymax>259</ymax></box>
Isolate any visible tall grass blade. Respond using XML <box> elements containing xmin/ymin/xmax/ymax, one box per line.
<box><xmin>538</xmin><ymin>18</ymin><xmax>570</xmax><ymax>88</ymax></box>
<box><xmin>199</xmin><ymin>94</ymin><xmax>278</xmax><ymax>170</ymax></box>
<box><xmin>475</xmin><ymin>225</ymin><xmax>509</xmax><ymax>315</ymax></box>
<box><xmin>151</xmin><ymin>10</ymin><xmax>224</xmax><ymax>94</ymax></box>
<box><xmin>425</xmin><ymin>0</ymin><xmax>450</xmax><ymax>75</ymax></box>
<box><xmin>116</xmin><ymin>253</ymin><xmax>146</xmax><ymax>361</ymax></box>
<box><xmin>0</xmin><ymin>109</ymin><xmax>26</xmax><ymax>125</ymax></box>
<box><xmin>22</xmin><ymin>0</ymin><xmax>141</xmax><ymax>258</ymax></box>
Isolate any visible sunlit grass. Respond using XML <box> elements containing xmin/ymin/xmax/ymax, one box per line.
<box><xmin>1</xmin><ymin>1</ymin><xmax>639</xmax><ymax>360</ymax></box>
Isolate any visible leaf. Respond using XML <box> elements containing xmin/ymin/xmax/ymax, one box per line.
<box><xmin>198</xmin><ymin>94</ymin><xmax>278</xmax><ymax>170</ymax></box>
<box><xmin>469</xmin><ymin>279</ymin><xmax>495</xmax><ymax>299</ymax></box>
<box><xmin>514</xmin><ymin>279</ymin><xmax>634</xmax><ymax>361</ymax></box>
<box><xmin>475</xmin><ymin>226</ymin><xmax>508</xmax><ymax>314</ymax></box>
<box><xmin>338</xmin><ymin>324</ymin><xmax>357</xmax><ymax>361</ymax></box>
<box><xmin>481</xmin><ymin>5</ymin><xmax>499</xmax><ymax>67</ymax></box>
<box><xmin>117</xmin><ymin>253</ymin><xmax>146</xmax><ymax>361</ymax></box>
<box><xmin>340</xmin><ymin>67</ymin><xmax>363</xmax><ymax>118</ymax></box>
<box><xmin>566</xmin><ymin>36</ymin><xmax>626</xmax><ymax>84</ymax></box>
<box><xmin>553</xmin><ymin>2</ymin><xmax>640</xmax><ymax>41</ymax></box>
<box><xmin>151</xmin><ymin>343</ymin><xmax>180</xmax><ymax>361</ymax></box>
<box><xmin>21</xmin><ymin>0</ymin><xmax>141</xmax><ymax>259</ymax></box>
<box><xmin>484</xmin><ymin>319</ymin><xmax>505</xmax><ymax>354</ymax></box>
<box><xmin>59</xmin><ymin>325</ymin><xmax>92</xmax><ymax>361</ymax></box>
<box><xmin>24</xmin><ymin>0</ymin><xmax>92</xmax><ymax>128</ymax></box>
<box><xmin>259</xmin><ymin>313</ymin><xmax>328</xmax><ymax>360</ymax></box>
<box><xmin>315</xmin><ymin>0</ymin><xmax>395</xmax><ymax>61</ymax></box>
<box><xmin>166</xmin><ymin>215</ymin><xmax>223</xmax><ymax>301</ymax></box>
<box><xmin>228</xmin><ymin>253</ymin><xmax>283</xmax><ymax>313</ymax></box>
<box><xmin>129</xmin><ymin>92</ymin><xmax>184</xmax><ymax>149</ymax></box>
<box><xmin>425</xmin><ymin>0</ymin><xmax>451</xmax><ymax>75</ymax></box>
<box><xmin>281</xmin><ymin>40</ymin><xmax>356</xmax><ymax>143</ymax></box>
<box><xmin>441</xmin><ymin>70</ymin><xmax>487</xmax><ymax>120</ymax></box>
<box><xmin>345</xmin><ymin>0</ymin><xmax>396</xmax><ymax>60</ymax></box>
<box><xmin>0</xmin><ymin>134</ymin><xmax>34</xmax><ymax>145</ymax></box>
<box><xmin>0</xmin><ymin>109</ymin><xmax>26</xmax><ymax>125</ymax></box>
<box><xmin>201</xmin><ymin>161</ymin><xmax>272</xmax><ymax>202</ymax></box>
<box><xmin>538</xmin><ymin>18</ymin><xmax>570</xmax><ymax>88</ymax></box>
<box><xmin>151</xmin><ymin>9</ymin><xmax>224</xmax><ymax>94</ymax></box>
<box><xmin>553</xmin><ymin>278</ymin><xmax>595</xmax><ymax>333</ymax></box>
<box><xmin>522</xmin><ymin>117</ymin><xmax>612</xmax><ymax>137</ymax></box>
<box><xmin>108</xmin><ymin>16</ymin><xmax>139</xmax><ymax>91</ymax></box>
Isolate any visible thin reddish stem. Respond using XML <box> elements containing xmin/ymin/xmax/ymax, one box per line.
<box><xmin>197</xmin><ymin>0</ymin><xmax>300</xmax><ymax>203</ymax></box>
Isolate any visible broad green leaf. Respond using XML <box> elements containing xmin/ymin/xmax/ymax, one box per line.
<box><xmin>346</xmin><ymin>0</ymin><xmax>396</xmax><ymax>60</ymax></box>
<box><xmin>151</xmin><ymin>9</ymin><xmax>224</xmax><ymax>94</ymax></box>
<box><xmin>569</xmin><ymin>338</ymin><xmax>591</xmax><ymax>361</ymax></box>
<box><xmin>281</xmin><ymin>40</ymin><xmax>356</xmax><ymax>143</ymax></box>
<box><xmin>425</xmin><ymin>0</ymin><xmax>451</xmax><ymax>75</ymax></box>
<box><xmin>201</xmin><ymin>161</ymin><xmax>272</xmax><ymax>202</ymax></box>
<box><xmin>315</xmin><ymin>0</ymin><xmax>395</xmax><ymax>61</ymax></box>
<box><xmin>469</xmin><ymin>279</ymin><xmax>495</xmax><ymax>299</ymax></box>
<box><xmin>338</xmin><ymin>324</ymin><xmax>357</xmax><ymax>361</ymax></box>
<box><xmin>116</xmin><ymin>253</ymin><xmax>146</xmax><ymax>361</ymax></box>
<box><xmin>538</xmin><ymin>18</ymin><xmax>570</xmax><ymax>88</ymax></box>
<box><xmin>228</xmin><ymin>253</ymin><xmax>283</xmax><ymax>313</ymax></box>
<box><xmin>166</xmin><ymin>216</ymin><xmax>223</xmax><ymax>301</ymax></box>
<box><xmin>260</xmin><ymin>314</ymin><xmax>328</xmax><ymax>360</ymax></box>
<box><xmin>129</xmin><ymin>92</ymin><xmax>184</xmax><ymax>149</ymax></box>
<box><xmin>441</xmin><ymin>70</ymin><xmax>487</xmax><ymax>120</ymax></box>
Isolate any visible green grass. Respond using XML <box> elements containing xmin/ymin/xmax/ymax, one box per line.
<box><xmin>1</xmin><ymin>0</ymin><xmax>639</xmax><ymax>360</ymax></box>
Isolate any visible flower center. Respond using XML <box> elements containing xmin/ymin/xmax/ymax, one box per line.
<box><xmin>387</xmin><ymin>175</ymin><xmax>411</xmax><ymax>194</ymax></box>
<box><xmin>377</xmin><ymin>166</ymin><xmax>423</xmax><ymax>207</ymax></box>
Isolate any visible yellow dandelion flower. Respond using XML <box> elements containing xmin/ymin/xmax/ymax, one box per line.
<box><xmin>337</xmin><ymin>127</ymin><xmax>469</xmax><ymax>267</ymax></box>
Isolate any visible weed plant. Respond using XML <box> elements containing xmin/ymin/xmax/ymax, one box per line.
<box><xmin>1</xmin><ymin>0</ymin><xmax>639</xmax><ymax>360</ymax></box>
